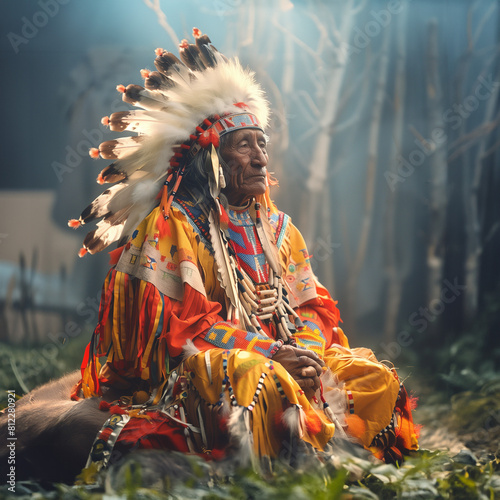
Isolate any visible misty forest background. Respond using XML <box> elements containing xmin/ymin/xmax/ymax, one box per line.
<box><xmin>1</xmin><ymin>0</ymin><xmax>500</xmax><ymax>478</ymax></box>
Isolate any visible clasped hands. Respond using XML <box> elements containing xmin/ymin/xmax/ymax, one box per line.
<box><xmin>272</xmin><ymin>344</ymin><xmax>325</xmax><ymax>399</ymax></box>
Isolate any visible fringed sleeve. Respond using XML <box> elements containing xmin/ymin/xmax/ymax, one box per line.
<box><xmin>81</xmin><ymin>274</ymin><xmax>282</xmax><ymax>397</ymax></box>
<box><xmin>80</xmin><ymin>204</ymin><xmax>281</xmax><ymax>398</ymax></box>
<box><xmin>277</xmin><ymin>218</ymin><xmax>349</xmax><ymax>358</ymax></box>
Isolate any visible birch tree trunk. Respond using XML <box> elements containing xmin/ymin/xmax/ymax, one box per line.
<box><xmin>444</xmin><ymin>3</ymin><xmax>478</xmax><ymax>333</ymax></box>
<box><xmin>459</xmin><ymin>0</ymin><xmax>500</xmax><ymax>321</ymax></box>
<box><xmin>425</xmin><ymin>19</ymin><xmax>447</xmax><ymax>316</ymax></box>
<box><xmin>464</xmin><ymin>71</ymin><xmax>500</xmax><ymax>320</ymax></box>
<box><xmin>298</xmin><ymin>1</ymin><xmax>357</xmax><ymax>244</ymax></box>
<box><xmin>383</xmin><ymin>5</ymin><xmax>408</xmax><ymax>342</ymax></box>
<box><xmin>346</xmin><ymin>25</ymin><xmax>391</xmax><ymax>323</ymax></box>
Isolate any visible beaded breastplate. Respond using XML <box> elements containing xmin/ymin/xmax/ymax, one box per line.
<box><xmin>217</xmin><ymin>202</ymin><xmax>303</xmax><ymax>341</ymax></box>
<box><xmin>174</xmin><ymin>192</ymin><xmax>305</xmax><ymax>343</ymax></box>
<box><xmin>227</xmin><ymin>208</ymin><xmax>269</xmax><ymax>285</ymax></box>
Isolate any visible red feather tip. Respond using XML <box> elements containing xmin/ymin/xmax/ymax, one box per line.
<box><xmin>116</xmin><ymin>84</ymin><xmax>126</xmax><ymax>93</ymax></box>
<box><xmin>198</xmin><ymin>127</ymin><xmax>220</xmax><ymax>148</ymax></box>
<box><xmin>108</xmin><ymin>245</ymin><xmax>125</xmax><ymax>266</ymax></box>
<box><xmin>234</xmin><ymin>102</ymin><xmax>250</xmax><ymax>110</ymax></box>
<box><xmin>78</xmin><ymin>247</ymin><xmax>88</xmax><ymax>258</ymax></box>
<box><xmin>219</xmin><ymin>205</ymin><xmax>229</xmax><ymax>224</ymax></box>
<box><xmin>68</xmin><ymin>219</ymin><xmax>81</xmax><ymax>229</ymax></box>
<box><xmin>155</xmin><ymin>47</ymin><xmax>164</xmax><ymax>56</ymax></box>
<box><xmin>409</xmin><ymin>395</ymin><xmax>419</xmax><ymax>412</ymax></box>
<box><xmin>99</xmin><ymin>401</ymin><xmax>111</xmax><ymax>411</ymax></box>
<box><xmin>193</xmin><ymin>27</ymin><xmax>201</xmax><ymax>38</ymax></box>
<box><xmin>89</xmin><ymin>148</ymin><xmax>100</xmax><ymax>159</ymax></box>
<box><xmin>179</xmin><ymin>39</ymin><xmax>189</xmax><ymax>49</ymax></box>
<box><xmin>110</xmin><ymin>406</ymin><xmax>127</xmax><ymax>415</ymax></box>
<box><xmin>219</xmin><ymin>417</ymin><xmax>228</xmax><ymax>432</ymax></box>
<box><xmin>140</xmin><ymin>68</ymin><xmax>150</xmax><ymax>79</ymax></box>
<box><xmin>273</xmin><ymin>410</ymin><xmax>286</xmax><ymax>431</ymax></box>
<box><xmin>101</xmin><ymin>116</ymin><xmax>110</xmax><ymax>126</ymax></box>
<box><xmin>96</xmin><ymin>173</ymin><xmax>104</xmax><ymax>185</ymax></box>
<box><xmin>414</xmin><ymin>423</ymin><xmax>423</xmax><ymax>439</ymax></box>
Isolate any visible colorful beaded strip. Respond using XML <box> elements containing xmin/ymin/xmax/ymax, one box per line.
<box><xmin>269</xmin><ymin>339</ymin><xmax>284</xmax><ymax>358</ymax></box>
<box><xmin>248</xmin><ymin>372</ymin><xmax>268</xmax><ymax>412</ymax></box>
<box><xmin>347</xmin><ymin>390</ymin><xmax>354</xmax><ymax>414</ymax></box>
<box><xmin>176</xmin><ymin>197</ymin><xmax>211</xmax><ymax>243</ymax></box>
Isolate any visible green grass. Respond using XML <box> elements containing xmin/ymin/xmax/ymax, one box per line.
<box><xmin>0</xmin><ymin>331</ymin><xmax>90</xmax><ymax>409</ymax></box>
<box><xmin>2</xmin><ymin>448</ymin><xmax>500</xmax><ymax>499</ymax></box>
<box><xmin>1</xmin><ymin>311</ymin><xmax>500</xmax><ymax>499</ymax></box>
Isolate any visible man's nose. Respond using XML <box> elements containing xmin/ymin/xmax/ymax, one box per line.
<box><xmin>251</xmin><ymin>145</ymin><xmax>267</xmax><ymax>167</ymax></box>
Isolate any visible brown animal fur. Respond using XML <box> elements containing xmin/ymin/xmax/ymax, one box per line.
<box><xmin>0</xmin><ymin>371</ymin><xmax>111</xmax><ymax>484</ymax></box>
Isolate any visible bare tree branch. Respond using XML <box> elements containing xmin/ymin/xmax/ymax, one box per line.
<box><xmin>481</xmin><ymin>136</ymin><xmax>500</xmax><ymax>159</ymax></box>
<box><xmin>448</xmin><ymin>112</ymin><xmax>500</xmax><ymax>161</ymax></box>
<box><xmin>271</xmin><ymin>17</ymin><xmax>322</xmax><ymax>63</ymax></box>
<box><xmin>473</xmin><ymin>2</ymin><xmax>497</xmax><ymax>46</ymax></box>
<box><xmin>142</xmin><ymin>0</ymin><xmax>179</xmax><ymax>46</ymax></box>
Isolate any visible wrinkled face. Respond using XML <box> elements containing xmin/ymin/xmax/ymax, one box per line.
<box><xmin>220</xmin><ymin>128</ymin><xmax>268</xmax><ymax>206</ymax></box>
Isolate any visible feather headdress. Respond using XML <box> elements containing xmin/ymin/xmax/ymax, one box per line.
<box><xmin>69</xmin><ymin>29</ymin><xmax>270</xmax><ymax>256</ymax></box>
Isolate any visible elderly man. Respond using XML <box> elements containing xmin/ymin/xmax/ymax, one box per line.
<box><xmin>0</xmin><ymin>30</ymin><xmax>418</xmax><ymax>483</ymax></box>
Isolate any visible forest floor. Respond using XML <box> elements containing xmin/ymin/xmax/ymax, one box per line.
<box><xmin>1</xmin><ymin>341</ymin><xmax>500</xmax><ymax>499</ymax></box>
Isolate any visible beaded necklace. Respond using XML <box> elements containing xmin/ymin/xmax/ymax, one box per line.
<box><xmin>210</xmin><ymin>198</ymin><xmax>304</xmax><ymax>343</ymax></box>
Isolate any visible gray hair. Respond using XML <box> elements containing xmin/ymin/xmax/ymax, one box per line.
<box><xmin>180</xmin><ymin>133</ymin><xmax>234</xmax><ymax>207</ymax></box>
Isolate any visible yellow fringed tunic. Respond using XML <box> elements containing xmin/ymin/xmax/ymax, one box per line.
<box><xmin>79</xmin><ymin>189</ymin><xmax>418</xmax><ymax>463</ymax></box>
